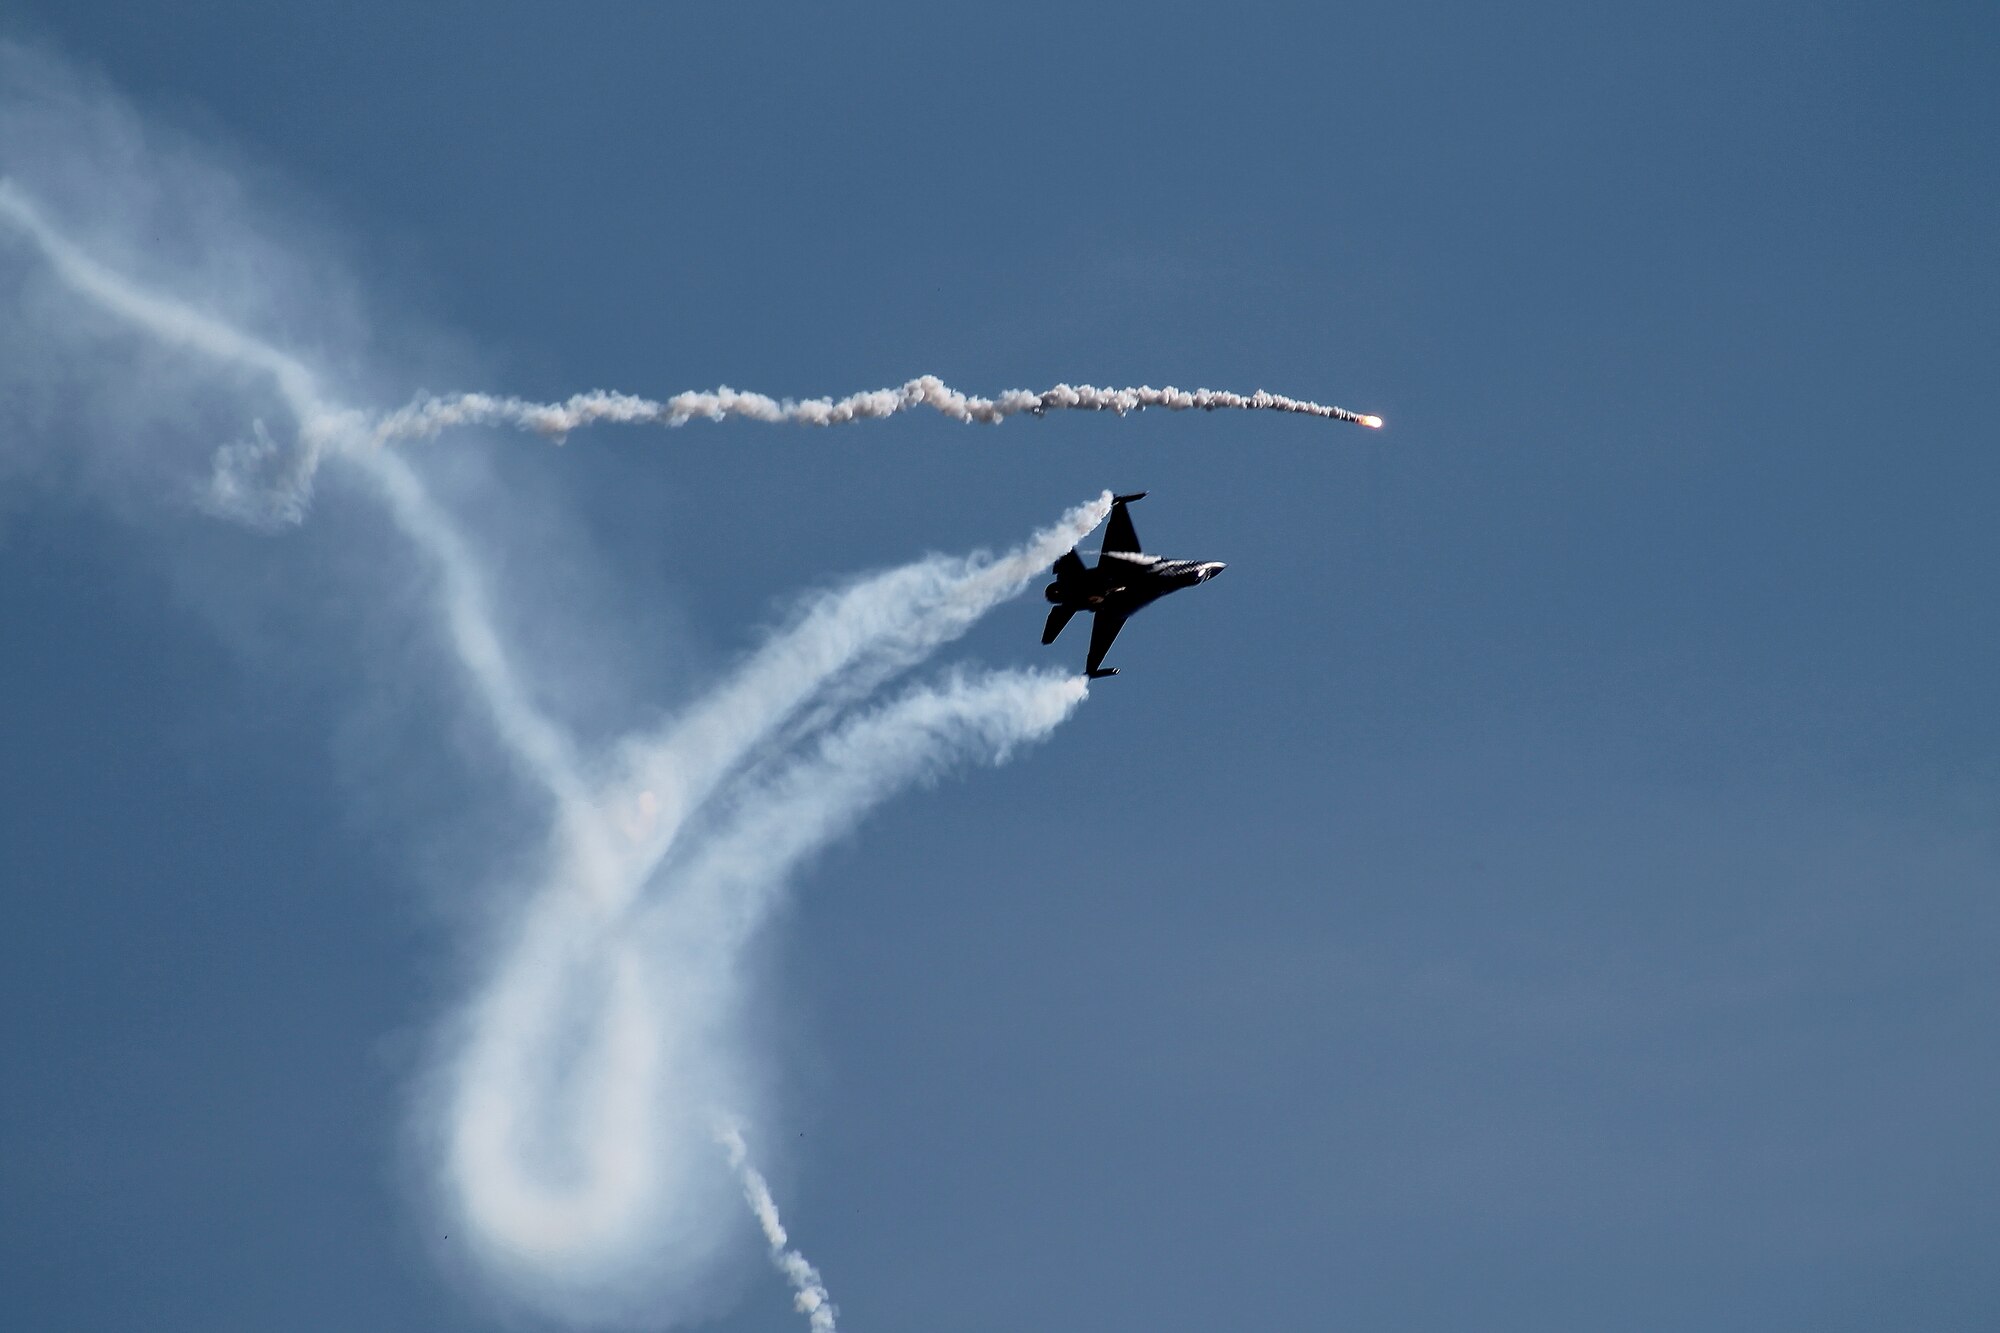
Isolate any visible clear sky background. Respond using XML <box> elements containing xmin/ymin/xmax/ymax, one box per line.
<box><xmin>2</xmin><ymin>4</ymin><xmax>1997</xmax><ymax>1330</ymax></box>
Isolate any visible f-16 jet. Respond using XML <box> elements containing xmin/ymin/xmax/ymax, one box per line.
<box><xmin>1041</xmin><ymin>492</ymin><xmax>1225</xmax><ymax>678</ymax></box>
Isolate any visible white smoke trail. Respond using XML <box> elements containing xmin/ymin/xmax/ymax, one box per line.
<box><xmin>602</xmin><ymin>492</ymin><xmax>1111</xmax><ymax>907</ymax></box>
<box><xmin>3</xmin><ymin>168</ymin><xmax>1113</xmax><ymax>1327</ymax></box>
<box><xmin>436</xmin><ymin>665</ymin><xmax>1089</xmax><ymax>1320</ymax></box>
<box><xmin>374</xmin><ymin>373</ymin><xmax>1383</xmax><ymax>441</ymax></box>
<box><xmin>717</xmin><ymin>1121</ymin><xmax>838</xmax><ymax>1333</ymax></box>
<box><xmin>433</xmin><ymin>654</ymin><xmax>1089</xmax><ymax>1318</ymax></box>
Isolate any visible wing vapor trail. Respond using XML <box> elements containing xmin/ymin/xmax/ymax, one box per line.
<box><xmin>3</xmin><ymin>178</ymin><xmax>1103</xmax><ymax>1328</ymax></box>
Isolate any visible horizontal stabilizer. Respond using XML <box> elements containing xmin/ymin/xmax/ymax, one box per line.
<box><xmin>1052</xmin><ymin>548</ymin><xmax>1088</xmax><ymax>583</ymax></box>
<box><xmin>1113</xmin><ymin>491</ymin><xmax>1148</xmax><ymax>504</ymax></box>
<box><xmin>1087</xmin><ymin>667</ymin><xmax>1120</xmax><ymax>679</ymax></box>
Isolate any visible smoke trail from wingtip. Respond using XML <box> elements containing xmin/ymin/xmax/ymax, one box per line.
<box><xmin>432</xmin><ymin>666</ymin><xmax>1089</xmax><ymax>1323</ymax></box>
<box><xmin>373</xmin><ymin>372</ymin><xmax>1382</xmax><ymax>441</ymax></box>
<box><xmin>602</xmin><ymin>490</ymin><xmax>1111</xmax><ymax>900</ymax></box>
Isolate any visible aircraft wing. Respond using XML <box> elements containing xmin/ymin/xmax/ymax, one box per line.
<box><xmin>1102</xmin><ymin>498</ymin><xmax>1143</xmax><ymax>557</ymax></box>
<box><xmin>1085</xmin><ymin>610</ymin><xmax>1127</xmax><ymax>677</ymax></box>
<box><xmin>1042</xmin><ymin>605</ymin><xmax>1078</xmax><ymax>645</ymax></box>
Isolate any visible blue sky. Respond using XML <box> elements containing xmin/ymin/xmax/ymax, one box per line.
<box><xmin>2</xmin><ymin>4</ymin><xmax>1997</xmax><ymax>1330</ymax></box>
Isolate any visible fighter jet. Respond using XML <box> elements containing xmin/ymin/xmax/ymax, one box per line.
<box><xmin>1041</xmin><ymin>492</ymin><xmax>1225</xmax><ymax>678</ymax></box>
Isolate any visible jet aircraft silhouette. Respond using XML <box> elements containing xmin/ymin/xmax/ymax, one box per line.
<box><xmin>1042</xmin><ymin>492</ymin><xmax>1225</xmax><ymax>678</ymax></box>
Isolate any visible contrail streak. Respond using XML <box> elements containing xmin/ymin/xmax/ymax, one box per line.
<box><xmin>374</xmin><ymin>374</ymin><xmax>1384</xmax><ymax>441</ymax></box>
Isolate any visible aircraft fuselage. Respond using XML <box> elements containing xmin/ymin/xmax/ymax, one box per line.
<box><xmin>1042</xmin><ymin>554</ymin><xmax>1225</xmax><ymax>618</ymax></box>
<box><xmin>1040</xmin><ymin>493</ymin><xmax>1223</xmax><ymax>678</ymax></box>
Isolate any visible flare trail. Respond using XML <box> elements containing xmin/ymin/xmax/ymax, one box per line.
<box><xmin>375</xmin><ymin>374</ymin><xmax>1384</xmax><ymax>442</ymax></box>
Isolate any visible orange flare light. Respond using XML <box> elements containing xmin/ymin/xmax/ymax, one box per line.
<box><xmin>1359</xmin><ymin>414</ymin><xmax>1384</xmax><ymax>429</ymax></box>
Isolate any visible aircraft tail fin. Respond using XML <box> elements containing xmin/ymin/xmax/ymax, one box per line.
<box><xmin>1042</xmin><ymin>605</ymin><xmax>1078</xmax><ymax>645</ymax></box>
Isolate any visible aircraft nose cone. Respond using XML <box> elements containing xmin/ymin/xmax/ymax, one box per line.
<box><xmin>1203</xmin><ymin>562</ymin><xmax>1226</xmax><ymax>580</ymax></box>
